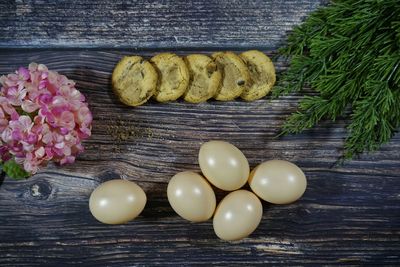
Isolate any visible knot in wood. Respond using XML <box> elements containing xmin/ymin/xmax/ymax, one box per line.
<box><xmin>30</xmin><ymin>181</ymin><xmax>52</xmax><ymax>200</ymax></box>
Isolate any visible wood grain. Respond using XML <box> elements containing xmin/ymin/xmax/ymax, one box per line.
<box><xmin>0</xmin><ymin>50</ymin><xmax>399</xmax><ymax>266</ymax></box>
<box><xmin>1</xmin><ymin>0</ymin><xmax>400</xmax><ymax>265</ymax></box>
<box><xmin>0</xmin><ymin>0</ymin><xmax>328</xmax><ymax>49</ymax></box>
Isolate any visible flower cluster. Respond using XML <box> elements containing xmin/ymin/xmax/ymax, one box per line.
<box><xmin>0</xmin><ymin>63</ymin><xmax>92</xmax><ymax>176</ymax></box>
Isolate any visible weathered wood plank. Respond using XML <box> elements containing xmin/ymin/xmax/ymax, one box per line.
<box><xmin>0</xmin><ymin>50</ymin><xmax>399</xmax><ymax>266</ymax></box>
<box><xmin>1</xmin><ymin>0</ymin><xmax>399</xmax><ymax>265</ymax></box>
<box><xmin>0</xmin><ymin>0</ymin><xmax>328</xmax><ymax>49</ymax></box>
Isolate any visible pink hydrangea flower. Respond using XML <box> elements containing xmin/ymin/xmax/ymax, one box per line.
<box><xmin>0</xmin><ymin>63</ymin><xmax>92</xmax><ymax>175</ymax></box>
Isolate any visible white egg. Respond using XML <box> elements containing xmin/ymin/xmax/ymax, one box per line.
<box><xmin>167</xmin><ymin>171</ymin><xmax>216</xmax><ymax>222</ymax></box>
<box><xmin>248</xmin><ymin>160</ymin><xmax>307</xmax><ymax>204</ymax></box>
<box><xmin>89</xmin><ymin>179</ymin><xmax>147</xmax><ymax>224</ymax></box>
<box><xmin>198</xmin><ymin>140</ymin><xmax>249</xmax><ymax>191</ymax></box>
<box><xmin>213</xmin><ymin>190</ymin><xmax>263</xmax><ymax>241</ymax></box>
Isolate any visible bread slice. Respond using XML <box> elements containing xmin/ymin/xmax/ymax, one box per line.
<box><xmin>239</xmin><ymin>50</ymin><xmax>276</xmax><ymax>101</ymax></box>
<box><xmin>112</xmin><ymin>56</ymin><xmax>158</xmax><ymax>106</ymax></box>
<box><xmin>150</xmin><ymin>53</ymin><xmax>189</xmax><ymax>102</ymax></box>
<box><xmin>183</xmin><ymin>54</ymin><xmax>222</xmax><ymax>103</ymax></box>
<box><xmin>211</xmin><ymin>52</ymin><xmax>250</xmax><ymax>101</ymax></box>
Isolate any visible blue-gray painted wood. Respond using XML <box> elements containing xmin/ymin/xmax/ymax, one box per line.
<box><xmin>0</xmin><ymin>1</ymin><xmax>399</xmax><ymax>266</ymax></box>
<box><xmin>0</xmin><ymin>0</ymin><xmax>328</xmax><ymax>49</ymax></box>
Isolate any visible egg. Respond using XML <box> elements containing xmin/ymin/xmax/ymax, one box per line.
<box><xmin>248</xmin><ymin>160</ymin><xmax>307</xmax><ymax>204</ymax></box>
<box><xmin>213</xmin><ymin>190</ymin><xmax>263</xmax><ymax>241</ymax></box>
<box><xmin>198</xmin><ymin>140</ymin><xmax>249</xmax><ymax>191</ymax></box>
<box><xmin>167</xmin><ymin>171</ymin><xmax>216</xmax><ymax>222</ymax></box>
<box><xmin>89</xmin><ymin>179</ymin><xmax>147</xmax><ymax>224</ymax></box>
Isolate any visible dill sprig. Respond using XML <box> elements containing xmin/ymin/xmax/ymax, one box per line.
<box><xmin>274</xmin><ymin>0</ymin><xmax>400</xmax><ymax>159</ymax></box>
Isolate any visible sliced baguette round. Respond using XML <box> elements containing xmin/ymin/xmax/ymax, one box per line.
<box><xmin>211</xmin><ymin>52</ymin><xmax>251</xmax><ymax>101</ymax></box>
<box><xmin>150</xmin><ymin>53</ymin><xmax>189</xmax><ymax>102</ymax></box>
<box><xmin>239</xmin><ymin>50</ymin><xmax>276</xmax><ymax>101</ymax></box>
<box><xmin>183</xmin><ymin>54</ymin><xmax>222</xmax><ymax>103</ymax></box>
<box><xmin>112</xmin><ymin>56</ymin><xmax>158</xmax><ymax>106</ymax></box>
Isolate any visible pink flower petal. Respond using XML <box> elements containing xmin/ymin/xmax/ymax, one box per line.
<box><xmin>38</xmin><ymin>64</ymin><xmax>48</xmax><ymax>72</ymax></box>
<box><xmin>60</xmin><ymin>155</ymin><xmax>75</xmax><ymax>165</ymax></box>
<box><xmin>41</xmin><ymin>72</ymin><xmax>48</xmax><ymax>79</ymax></box>
<box><xmin>0</xmin><ymin>75</ymin><xmax>6</xmax><ymax>86</ymax></box>
<box><xmin>18</xmin><ymin>115</ymin><xmax>33</xmax><ymax>129</ymax></box>
<box><xmin>60</xmin><ymin>127</ymin><xmax>69</xmax><ymax>135</ymax></box>
<box><xmin>0</xmin><ymin>118</ymin><xmax>8</xmax><ymax>131</ymax></box>
<box><xmin>1</xmin><ymin>128</ymin><xmax>12</xmax><ymax>142</ymax></box>
<box><xmin>54</xmin><ymin>142</ymin><xmax>65</xmax><ymax>149</ymax></box>
<box><xmin>21</xmin><ymin>141</ymin><xmax>34</xmax><ymax>152</ymax></box>
<box><xmin>1</xmin><ymin>63</ymin><xmax>92</xmax><ymax>172</ymax></box>
<box><xmin>11</xmin><ymin>130</ymin><xmax>23</xmax><ymax>141</ymax></box>
<box><xmin>28</xmin><ymin>62</ymin><xmax>38</xmax><ymax>71</ymax></box>
<box><xmin>35</xmin><ymin>147</ymin><xmax>45</xmax><ymax>158</ymax></box>
<box><xmin>10</xmin><ymin>111</ymin><xmax>19</xmax><ymax>121</ymax></box>
<box><xmin>21</xmin><ymin>100</ymin><xmax>40</xmax><ymax>113</ymax></box>
<box><xmin>26</xmin><ymin>133</ymin><xmax>38</xmax><ymax>144</ymax></box>
<box><xmin>18</xmin><ymin>67</ymin><xmax>30</xmax><ymax>80</ymax></box>
<box><xmin>38</xmin><ymin>80</ymin><xmax>48</xmax><ymax>90</ymax></box>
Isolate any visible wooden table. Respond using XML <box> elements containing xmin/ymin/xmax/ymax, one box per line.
<box><xmin>0</xmin><ymin>0</ymin><xmax>399</xmax><ymax>266</ymax></box>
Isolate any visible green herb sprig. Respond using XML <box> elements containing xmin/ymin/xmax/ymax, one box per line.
<box><xmin>274</xmin><ymin>0</ymin><xmax>400</xmax><ymax>160</ymax></box>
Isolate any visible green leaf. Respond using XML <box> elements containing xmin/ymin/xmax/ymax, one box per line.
<box><xmin>275</xmin><ymin>0</ymin><xmax>400</xmax><ymax>160</ymax></box>
<box><xmin>2</xmin><ymin>159</ymin><xmax>30</xmax><ymax>180</ymax></box>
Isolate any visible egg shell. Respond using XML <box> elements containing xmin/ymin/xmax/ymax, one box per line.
<box><xmin>167</xmin><ymin>171</ymin><xmax>216</xmax><ymax>222</ymax></box>
<box><xmin>198</xmin><ymin>140</ymin><xmax>250</xmax><ymax>191</ymax></box>
<box><xmin>248</xmin><ymin>160</ymin><xmax>307</xmax><ymax>204</ymax></box>
<box><xmin>89</xmin><ymin>179</ymin><xmax>147</xmax><ymax>224</ymax></box>
<box><xmin>213</xmin><ymin>190</ymin><xmax>263</xmax><ymax>241</ymax></box>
